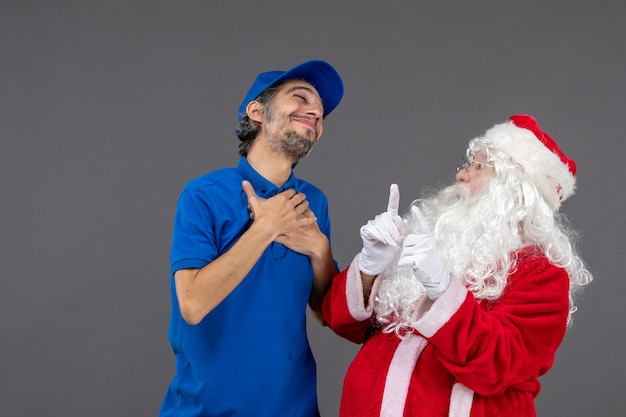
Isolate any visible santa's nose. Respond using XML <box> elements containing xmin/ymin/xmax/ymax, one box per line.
<box><xmin>455</xmin><ymin>169</ymin><xmax>469</xmax><ymax>183</ymax></box>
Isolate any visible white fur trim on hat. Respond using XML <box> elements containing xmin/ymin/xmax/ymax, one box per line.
<box><xmin>482</xmin><ymin>119</ymin><xmax>576</xmax><ymax>211</ymax></box>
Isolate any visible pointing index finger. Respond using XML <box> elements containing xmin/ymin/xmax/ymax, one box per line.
<box><xmin>410</xmin><ymin>205</ymin><xmax>430</xmax><ymax>234</ymax></box>
<box><xmin>387</xmin><ymin>184</ymin><xmax>400</xmax><ymax>215</ymax></box>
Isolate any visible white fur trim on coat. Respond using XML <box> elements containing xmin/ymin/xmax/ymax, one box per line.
<box><xmin>346</xmin><ymin>253</ymin><xmax>377</xmax><ymax>321</ymax></box>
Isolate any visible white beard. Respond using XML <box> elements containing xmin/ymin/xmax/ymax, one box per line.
<box><xmin>375</xmin><ymin>181</ymin><xmax>525</xmax><ymax>329</ymax></box>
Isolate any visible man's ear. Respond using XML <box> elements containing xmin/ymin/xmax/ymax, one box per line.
<box><xmin>246</xmin><ymin>101</ymin><xmax>264</xmax><ymax>123</ymax></box>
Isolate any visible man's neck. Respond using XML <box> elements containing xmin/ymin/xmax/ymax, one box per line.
<box><xmin>246</xmin><ymin>144</ymin><xmax>293</xmax><ymax>187</ymax></box>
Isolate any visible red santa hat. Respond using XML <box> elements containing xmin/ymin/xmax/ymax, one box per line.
<box><xmin>482</xmin><ymin>114</ymin><xmax>577</xmax><ymax>210</ymax></box>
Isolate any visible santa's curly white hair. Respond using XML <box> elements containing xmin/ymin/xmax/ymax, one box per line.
<box><xmin>375</xmin><ymin>115</ymin><xmax>592</xmax><ymax>335</ymax></box>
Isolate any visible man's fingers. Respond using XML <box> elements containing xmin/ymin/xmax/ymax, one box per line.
<box><xmin>286</xmin><ymin>188</ymin><xmax>298</xmax><ymax>199</ymax></box>
<box><xmin>242</xmin><ymin>180</ymin><xmax>260</xmax><ymax>219</ymax></box>
<box><xmin>242</xmin><ymin>180</ymin><xmax>257</xmax><ymax>201</ymax></box>
<box><xmin>387</xmin><ymin>184</ymin><xmax>400</xmax><ymax>216</ymax></box>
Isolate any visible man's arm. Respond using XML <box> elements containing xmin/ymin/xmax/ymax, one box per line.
<box><xmin>175</xmin><ymin>181</ymin><xmax>316</xmax><ymax>325</ymax></box>
<box><xmin>275</xmin><ymin>209</ymin><xmax>338</xmax><ymax>324</ymax></box>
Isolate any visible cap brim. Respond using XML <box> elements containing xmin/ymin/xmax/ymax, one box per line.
<box><xmin>270</xmin><ymin>60</ymin><xmax>344</xmax><ymax>118</ymax></box>
<box><xmin>238</xmin><ymin>60</ymin><xmax>343</xmax><ymax>121</ymax></box>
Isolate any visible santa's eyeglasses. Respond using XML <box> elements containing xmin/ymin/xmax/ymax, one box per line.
<box><xmin>456</xmin><ymin>155</ymin><xmax>494</xmax><ymax>173</ymax></box>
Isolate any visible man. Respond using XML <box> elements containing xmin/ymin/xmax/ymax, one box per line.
<box><xmin>160</xmin><ymin>60</ymin><xmax>343</xmax><ymax>417</ymax></box>
<box><xmin>322</xmin><ymin>114</ymin><xmax>592</xmax><ymax>416</ymax></box>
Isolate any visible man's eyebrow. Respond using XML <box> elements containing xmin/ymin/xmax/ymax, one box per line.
<box><xmin>285</xmin><ymin>85</ymin><xmax>316</xmax><ymax>95</ymax></box>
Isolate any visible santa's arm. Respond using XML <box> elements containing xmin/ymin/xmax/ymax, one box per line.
<box><xmin>322</xmin><ymin>254</ymin><xmax>379</xmax><ymax>344</ymax></box>
<box><xmin>411</xmin><ymin>254</ymin><xmax>570</xmax><ymax>395</ymax></box>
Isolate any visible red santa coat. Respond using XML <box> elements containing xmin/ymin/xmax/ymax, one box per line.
<box><xmin>322</xmin><ymin>247</ymin><xmax>570</xmax><ymax>417</ymax></box>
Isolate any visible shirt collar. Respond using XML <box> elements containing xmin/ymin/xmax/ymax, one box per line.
<box><xmin>237</xmin><ymin>157</ymin><xmax>296</xmax><ymax>197</ymax></box>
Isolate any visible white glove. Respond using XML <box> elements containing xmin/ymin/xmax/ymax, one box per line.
<box><xmin>397</xmin><ymin>206</ymin><xmax>450</xmax><ymax>300</ymax></box>
<box><xmin>358</xmin><ymin>184</ymin><xmax>404</xmax><ymax>276</ymax></box>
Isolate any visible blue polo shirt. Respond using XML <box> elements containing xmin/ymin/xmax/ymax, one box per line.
<box><xmin>160</xmin><ymin>157</ymin><xmax>332</xmax><ymax>417</ymax></box>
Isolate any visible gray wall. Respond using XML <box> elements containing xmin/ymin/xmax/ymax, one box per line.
<box><xmin>1</xmin><ymin>1</ymin><xmax>624</xmax><ymax>415</ymax></box>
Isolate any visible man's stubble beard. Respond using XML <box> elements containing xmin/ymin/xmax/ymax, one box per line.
<box><xmin>265</xmin><ymin>109</ymin><xmax>318</xmax><ymax>163</ymax></box>
<box><xmin>279</xmin><ymin>130</ymin><xmax>317</xmax><ymax>162</ymax></box>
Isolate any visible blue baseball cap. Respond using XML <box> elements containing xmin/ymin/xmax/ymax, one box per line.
<box><xmin>237</xmin><ymin>60</ymin><xmax>344</xmax><ymax>122</ymax></box>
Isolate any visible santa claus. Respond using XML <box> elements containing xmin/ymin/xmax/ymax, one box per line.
<box><xmin>322</xmin><ymin>114</ymin><xmax>592</xmax><ymax>417</ymax></box>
